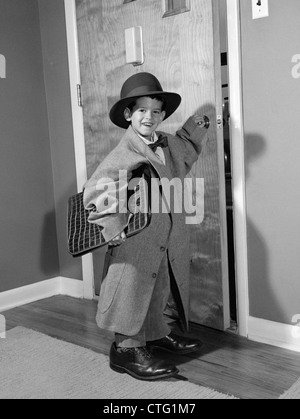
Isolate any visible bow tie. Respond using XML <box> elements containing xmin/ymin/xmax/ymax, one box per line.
<box><xmin>148</xmin><ymin>135</ymin><xmax>168</xmax><ymax>152</ymax></box>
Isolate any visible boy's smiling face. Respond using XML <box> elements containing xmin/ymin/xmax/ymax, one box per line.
<box><xmin>124</xmin><ymin>97</ymin><xmax>166</xmax><ymax>140</ymax></box>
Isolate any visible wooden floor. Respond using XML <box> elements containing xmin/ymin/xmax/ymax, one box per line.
<box><xmin>3</xmin><ymin>295</ymin><xmax>300</xmax><ymax>399</ymax></box>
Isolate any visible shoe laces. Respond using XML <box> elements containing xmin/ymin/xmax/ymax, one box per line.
<box><xmin>135</xmin><ymin>346</ymin><xmax>152</xmax><ymax>359</ymax></box>
<box><xmin>118</xmin><ymin>345</ymin><xmax>152</xmax><ymax>359</ymax></box>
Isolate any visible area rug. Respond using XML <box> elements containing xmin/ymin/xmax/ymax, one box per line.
<box><xmin>0</xmin><ymin>327</ymin><xmax>236</xmax><ymax>400</ymax></box>
<box><xmin>279</xmin><ymin>378</ymin><xmax>300</xmax><ymax>399</ymax></box>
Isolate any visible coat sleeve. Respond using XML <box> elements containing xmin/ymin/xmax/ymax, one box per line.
<box><xmin>175</xmin><ymin>116</ymin><xmax>208</xmax><ymax>173</ymax></box>
<box><xmin>83</xmin><ymin>163</ymin><xmax>131</xmax><ymax>242</ymax></box>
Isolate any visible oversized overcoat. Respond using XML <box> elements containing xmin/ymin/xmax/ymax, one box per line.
<box><xmin>83</xmin><ymin>117</ymin><xmax>208</xmax><ymax>336</ymax></box>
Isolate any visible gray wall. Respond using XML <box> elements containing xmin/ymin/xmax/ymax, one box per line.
<box><xmin>0</xmin><ymin>0</ymin><xmax>59</xmax><ymax>291</ymax></box>
<box><xmin>240</xmin><ymin>0</ymin><xmax>300</xmax><ymax>324</ymax></box>
<box><xmin>39</xmin><ymin>0</ymin><xmax>82</xmax><ymax>280</ymax></box>
<box><xmin>0</xmin><ymin>0</ymin><xmax>82</xmax><ymax>293</ymax></box>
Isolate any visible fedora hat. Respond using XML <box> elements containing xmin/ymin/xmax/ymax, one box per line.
<box><xmin>109</xmin><ymin>72</ymin><xmax>181</xmax><ymax>129</ymax></box>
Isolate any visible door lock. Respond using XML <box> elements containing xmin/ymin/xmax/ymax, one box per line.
<box><xmin>217</xmin><ymin>115</ymin><xmax>223</xmax><ymax>129</ymax></box>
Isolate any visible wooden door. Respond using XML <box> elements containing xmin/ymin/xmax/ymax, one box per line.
<box><xmin>75</xmin><ymin>0</ymin><xmax>230</xmax><ymax>330</ymax></box>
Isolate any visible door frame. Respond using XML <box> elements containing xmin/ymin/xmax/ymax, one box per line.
<box><xmin>64</xmin><ymin>0</ymin><xmax>94</xmax><ymax>300</ymax></box>
<box><xmin>226</xmin><ymin>0</ymin><xmax>249</xmax><ymax>337</ymax></box>
<box><xmin>64</xmin><ymin>0</ymin><xmax>250</xmax><ymax>334</ymax></box>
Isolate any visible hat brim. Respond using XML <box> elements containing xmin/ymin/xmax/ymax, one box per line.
<box><xmin>109</xmin><ymin>91</ymin><xmax>182</xmax><ymax>129</ymax></box>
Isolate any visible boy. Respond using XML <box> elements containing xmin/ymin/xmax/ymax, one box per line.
<box><xmin>84</xmin><ymin>72</ymin><xmax>209</xmax><ymax>381</ymax></box>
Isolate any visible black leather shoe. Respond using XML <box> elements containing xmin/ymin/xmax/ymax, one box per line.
<box><xmin>147</xmin><ymin>332</ymin><xmax>203</xmax><ymax>354</ymax></box>
<box><xmin>109</xmin><ymin>343</ymin><xmax>179</xmax><ymax>381</ymax></box>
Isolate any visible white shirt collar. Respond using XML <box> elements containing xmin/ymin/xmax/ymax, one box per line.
<box><xmin>133</xmin><ymin>129</ymin><xmax>158</xmax><ymax>145</ymax></box>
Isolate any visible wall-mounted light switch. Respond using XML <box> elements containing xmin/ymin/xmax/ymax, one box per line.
<box><xmin>252</xmin><ymin>0</ymin><xmax>269</xmax><ymax>20</ymax></box>
<box><xmin>125</xmin><ymin>26</ymin><xmax>144</xmax><ymax>66</ymax></box>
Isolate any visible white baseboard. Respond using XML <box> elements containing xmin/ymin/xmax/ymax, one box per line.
<box><xmin>0</xmin><ymin>277</ymin><xmax>85</xmax><ymax>313</ymax></box>
<box><xmin>59</xmin><ymin>277</ymin><xmax>85</xmax><ymax>298</ymax></box>
<box><xmin>248</xmin><ymin>316</ymin><xmax>300</xmax><ymax>353</ymax></box>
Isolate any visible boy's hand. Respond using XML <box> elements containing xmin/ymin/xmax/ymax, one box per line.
<box><xmin>109</xmin><ymin>231</ymin><xmax>127</xmax><ymax>246</ymax></box>
<box><xmin>192</xmin><ymin>115</ymin><xmax>210</xmax><ymax>129</ymax></box>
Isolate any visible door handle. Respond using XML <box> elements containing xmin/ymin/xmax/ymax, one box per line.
<box><xmin>197</xmin><ymin>115</ymin><xmax>210</xmax><ymax>129</ymax></box>
<box><xmin>203</xmin><ymin>115</ymin><xmax>210</xmax><ymax>129</ymax></box>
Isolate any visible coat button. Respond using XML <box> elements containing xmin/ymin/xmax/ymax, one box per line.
<box><xmin>152</xmin><ymin>273</ymin><xmax>157</xmax><ymax>279</ymax></box>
